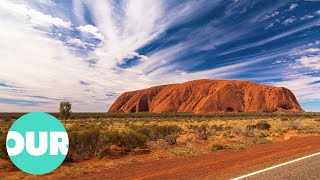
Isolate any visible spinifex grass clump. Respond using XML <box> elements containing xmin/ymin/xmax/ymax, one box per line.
<box><xmin>130</xmin><ymin>124</ymin><xmax>182</xmax><ymax>145</ymax></box>
<box><xmin>67</xmin><ymin>128</ymin><xmax>147</xmax><ymax>160</ymax></box>
<box><xmin>211</xmin><ymin>143</ymin><xmax>229</xmax><ymax>151</ymax></box>
<box><xmin>256</xmin><ymin>122</ymin><xmax>271</xmax><ymax>130</ymax></box>
<box><xmin>197</xmin><ymin>124</ymin><xmax>212</xmax><ymax>140</ymax></box>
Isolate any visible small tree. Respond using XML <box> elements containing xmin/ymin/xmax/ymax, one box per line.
<box><xmin>59</xmin><ymin>101</ymin><xmax>71</xmax><ymax>126</ymax></box>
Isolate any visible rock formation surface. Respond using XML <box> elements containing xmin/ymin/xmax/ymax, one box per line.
<box><xmin>108</xmin><ymin>79</ymin><xmax>304</xmax><ymax>114</ymax></box>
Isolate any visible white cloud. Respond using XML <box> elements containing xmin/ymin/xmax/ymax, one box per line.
<box><xmin>272</xmin><ymin>48</ymin><xmax>320</xmax><ymax>104</ymax></box>
<box><xmin>77</xmin><ymin>24</ymin><xmax>98</xmax><ymax>34</ymax></box>
<box><xmin>221</xmin><ymin>20</ymin><xmax>320</xmax><ymax>56</ymax></box>
<box><xmin>301</xmin><ymin>15</ymin><xmax>314</xmax><ymax>20</ymax></box>
<box><xmin>77</xmin><ymin>24</ymin><xmax>104</xmax><ymax>40</ymax></box>
<box><xmin>0</xmin><ymin>17</ymin><xmax>92</xmax><ymax>111</ymax></box>
<box><xmin>315</xmin><ymin>10</ymin><xmax>320</xmax><ymax>15</ymax></box>
<box><xmin>272</xmin><ymin>75</ymin><xmax>320</xmax><ymax>103</ymax></box>
<box><xmin>296</xmin><ymin>56</ymin><xmax>320</xmax><ymax>70</ymax></box>
<box><xmin>259</xmin><ymin>11</ymin><xmax>279</xmax><ymax>22</ymax></box>
<box><xmin>0</xmin><ymin>1</ymin><xmax>71</xmax><ymax>29</ymax></box>
<box><xmin>289</xmin><ymin>3</ymin><xmax>298</xmax><ymax>10</ymax></box>
<box><xmin>273</xmin><ymin>59</ymin><xmax>288</xmax><ymax>64</ymax></box>
<box><xmin>0</xmin><ymin>0</ymin><xmax>319</xmax><ymax>112</ymax></box>
<box><xmin>67</xmin><ymin>37</ymin><xmax>88</xmax><ymax>48</ymax></box>
<box><xmin>290</xmin><ymin>47</ymin><xmax>320</xmax><ymax>56</ymax></box>
<box><xmin>305</xmin><ymin>48</ymin><xmax>320</xmax><ymax>53</ymax></box>
<box><xmin>265</xmin><ymin>23</ymin><xmax>274</xmax><ymax>29</ymax></box>
<box><xmin>38</xmin><ymin>0</ymin><xmax>56</xmax><ymax>6</ymax></box>
<box><xmin>282</xmin><ymin>17</ymin><xmax>296</xmax><ymax>25</ymax></box>
<box><xmin>0</xmin><ymin>0</ymin><xmax>229</xmax><ymax>111</ymax></box>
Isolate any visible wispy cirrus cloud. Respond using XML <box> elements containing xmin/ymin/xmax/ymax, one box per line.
<box><xmin>0</xmin><ymin>0</ymin><xmax>320</xmax><ymax>112</ymax></box>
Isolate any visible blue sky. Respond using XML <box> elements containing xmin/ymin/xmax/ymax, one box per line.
<box><xmin>0</xmin><ymin>0</ymin><xmax>319</xmax><ymax>112</ymax></box>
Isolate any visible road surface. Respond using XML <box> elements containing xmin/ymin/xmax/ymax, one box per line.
<box><xmin>234</xmin><ymin>152</ymin><xmax>320</xmax><ymax>180</ymax></box>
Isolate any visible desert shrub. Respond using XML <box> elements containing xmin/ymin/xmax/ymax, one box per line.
<box><xmin>131</xmin><ymin>125</ymin><xmax>182</xmax><ymax>144</ymax></box>
<box><xmin>233</xmin><ymin>144</ymin><xmax>246</xmax><ymax>150</ymax></box>
<box><xmin>116</xmin><ymin>131</ymin><xmax>147</xmax><ymax>151</ymax></box>
<box><xmin>95</xmin><ymin>131</ymin><xmax>119</xmax><ymax>158</ymax></box>
<box><xmin>258</xmin><ymin>132</ymin><xmax>269</xmax><ymax>137</ymax></box>
<box><xmin>68</xmin><ymin>128</ymin><xmax>147</xmax><ymax>160</ymax></box>
<box><xmin>197</xmin><ymin>124</ymin><xmax>212</xmax><ymax>140</ymax></box>
<box><xmin>135</xmin><ymin>126</ymin><xmax>157</xmax><ymax>140</ymax></box>
<box><xmin>211</xmin><ymin>125</ymin><xmax>224</xmax><ymax>131</ymax></box>
<box><xmin>246</xmin><ymin>125</ymin><xmax>256</xmax><ymax>131</ymax></box>
<box><xmin>256</xmin><ymin>122</ymin><xmax>271</xmax><ymax>130</ymax></box>
<box><xmin>243</xmin><ymin>127</ymin><xmax>255</xmax><ymax>137</ymax></box>
<box><xmin>253</xmin><ymin>137</ymin><xmax>270</xmax><ymax>144</ymax></box>
<box><xmin>187</xmin><ymin>124</ymin><xmax>199</xmax><ymax>131</ymax></box>
<box><xmin>274</xmin><ymin>128</ymin><xmax>288</xmax><ymax>135</ymax></box>
<box><xmin>288</xmin><ymin>120</ymin><xmax>301</xmax><ymax>130</ymax></box>
<box><xmin>211</xmin><ymin>143</ymin><xmax>229</xmax><ymax>151</ymax></box>
<box><xmin>314</xmin><ymin>119</ymin><xmax>320</xmax><ymax>124</ymax></box>
<box><xmin>155</xmin><ymin>125</ymin><xmax>182</xmax><ymax>139</ymax></box>
<box><xmin>164</xmin><ymin>134</ymin><xmax>179</xmax><ymax>145</ymax></box>
<box><xmin>0</xmin><ymin>132</ymin><xmax>8</xmax><ymax>159</ymax></box>
<box><xmin>232</xmin><ymin>128</ymin><xmax>243</xmax><ymax>136</ymax></box>
<box><xmin>68</xmin><ymin>128</ymin><xmax>100</xmax><ymax>160</ymax></box>
<box><xmin>223</xmin><ymin>131</ymin><xmax>232</xmax><ymax>138</ymax></box>
<box><xmin>98</xmin><ymin>131</ymin><xmax>121</xmax><ymax>147</ymax></box>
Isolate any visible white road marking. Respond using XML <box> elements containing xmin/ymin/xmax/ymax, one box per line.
<box><xmin>232</xmin><ymin>151</ymin><xmax>320</xmax><ymax>180</ymax></box>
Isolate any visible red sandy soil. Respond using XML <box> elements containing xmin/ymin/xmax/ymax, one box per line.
<box><xmin>2</xmin><ymin>134</ymin><xmax>320</xmax><ymax>180</ymax></box>
<box><xmin>109</xmin><ymin>79</ymin><xmax>304</xmax><ymax>114</ymax></box>
<box><xmin>77</xmin><ymin>135</ymin><xmax>320</xmax><ymax>180</ymax></box>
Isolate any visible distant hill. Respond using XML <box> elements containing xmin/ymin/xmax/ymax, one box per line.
<box><xmin>108</xmin><ymin>79</ymin><xmax>304</xmax><ymax>114</ymax></box>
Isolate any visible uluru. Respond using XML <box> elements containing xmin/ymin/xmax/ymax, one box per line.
<box><xmin>108</xmin><ymin>79</ymin><xmax>304</xmax><ymax>114</ymax></box>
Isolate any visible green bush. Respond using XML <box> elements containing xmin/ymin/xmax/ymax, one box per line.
<box><xmin>187</xmin><ymin>124</ymin><xmax>199</xmax><ymax>131</ymax></box>
<box><xmin>68</xmin><ymin>128</ymin><xmax>100</xmax><ymax>160</ymax></box>
<box><xmin>116</xmin><ymin>131</ymin><xmax>147</xmax><ymax>151</ymax></box>
<box><xmin>211</xmin><ymin>125</ymin><xmax>224</xmax><ymax>131</ymax></box>
<box><xmin>246</xmin><ymin>125</ymin><xmax>256</xmax><ymax>131</ymax></box>
<box><xmin>132</xmin><ymin>125</ymin><xmax>182</xmax><ymax>144</ymax></box>
<box><xmin>197</xmin><ymin>124</ymin><xmax>211</xmax><ymax>140</ymax></box>
<box><xmin>256</xmin><ymin>122</ymin><xmax>271</xmax><ymax>130</ymax></box>
<box><xmin>155</xmin><ymin>125</ymin><xmax>182</xmax><ymax>139</ymax></box>
<box><xmin>211</xmin><ymin>143</ymin><xmax>229</xmax><ymax>151</ymax></box>
<box><xmin>135</xmin><ymin>126</ymin><xmax>157</xmax><ymax>140</ymax></box>
<box><xmin>67</xmin><ymin>129</ymin><xmax>147</xmax><ymax>160</ymax></box>
<box><xmin>164</xmin><ymin>134</ymin><xmax>179</xmax><ymax>145</ymax></box>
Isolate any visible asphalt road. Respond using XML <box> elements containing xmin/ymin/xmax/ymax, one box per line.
<box><xmin>237</xmin><ymin>153</ymin><xmax>320</xmax><ymax>180</ymax></box>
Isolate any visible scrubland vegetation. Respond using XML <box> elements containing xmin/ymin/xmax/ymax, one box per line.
<box><xmin>0</xmin><ymin>112</ymin><xmax>320</xmax><ymax>175</ymax></box>
<box><xmin>0</xmin><ymin>112</ymin><xmax>319</xmax><ymax>120</ymax></box>
<box><xmin>1</xmin><ymin>113</ymin><xmax>320</xmax><ymax>162</ymax></box>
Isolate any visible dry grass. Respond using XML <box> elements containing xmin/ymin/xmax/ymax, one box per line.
<box><xmin>0</xmin><ymin>113</ymin><xmax>320</xmax><ymax>178</ymax></box>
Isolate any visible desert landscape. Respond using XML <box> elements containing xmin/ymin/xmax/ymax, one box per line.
<box><xmin>1</xmin><ymin>0</ymin><xmax>320</xmax><ymax>179</ymax></box>
<box><xmin>1</xmin><ymin>112</ymin><xmax>320</xmax><ymax>179</ymax></box>
<box><xmin>1</xmin><ymin>80</ymin><xmax>320</xmax><ymax>179</ymax></box>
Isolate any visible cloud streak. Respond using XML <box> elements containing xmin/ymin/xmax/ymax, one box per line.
<box><xmin>0</xmin><ymin>0</ymin><xmax>319</xmax><ymax>112</ymax></box>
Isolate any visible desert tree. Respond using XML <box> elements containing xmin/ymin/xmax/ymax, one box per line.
<box><xmin>59</xmin><ymin>101</ymin><xmax>72</xmax><ymax>126</ymax></box>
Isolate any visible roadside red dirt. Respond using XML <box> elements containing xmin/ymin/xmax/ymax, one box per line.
<box><xmin>1</xmin><ymin>134</ymin><xmax>320</xmax><ymax>180</ymax></box>
<box><xmin>78</xmin><ymin>135</ymin><xmax>320</xmax><ymax>180</ymax></box>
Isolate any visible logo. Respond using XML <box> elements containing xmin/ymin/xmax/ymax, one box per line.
<box><xmin>6</xmin><ymin>112</ymin><xmax>69</xmax><ymax>175</ymax></box>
